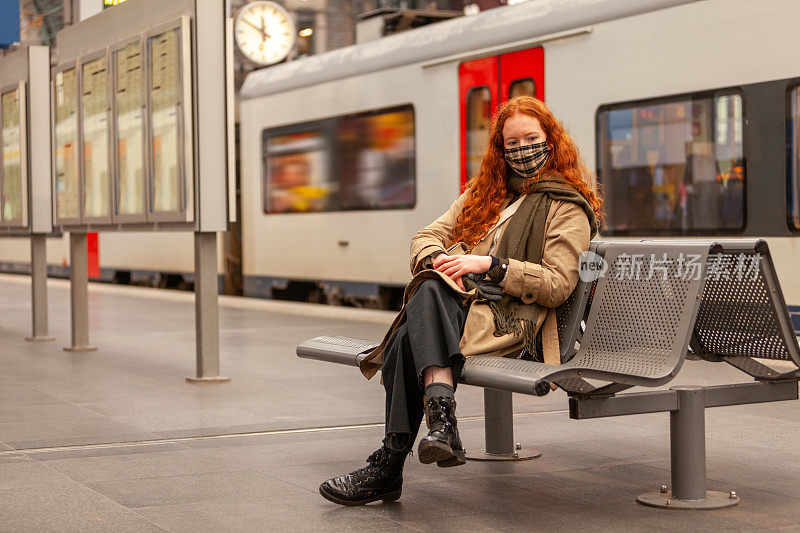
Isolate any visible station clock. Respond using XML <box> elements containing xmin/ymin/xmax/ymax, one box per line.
<box><xmin>234</xmin><ymin>1</ymin><xmax>296</xmax><ymax>66</ymax></box>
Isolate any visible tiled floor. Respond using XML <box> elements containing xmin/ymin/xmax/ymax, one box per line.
<box><xmin>1</xmin><ymin>274</ymin><xmax>799</xmax><ymax>531</ymax></box>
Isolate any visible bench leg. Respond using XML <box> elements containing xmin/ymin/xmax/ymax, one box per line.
<box><xmin>637</xmin><ymin>386</ymin><xmax>740</xmax><ymax>509</ymax></box>
<box><xmin>466</xmin><ymin>389</ymin><xmax>541</xmax><ymax>462</ymax></box>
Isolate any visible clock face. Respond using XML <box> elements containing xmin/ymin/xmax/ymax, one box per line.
<box><xmin>235</xmin><ymin>1</ymin><xmax>296</xmax><ymax>66</ymax></box>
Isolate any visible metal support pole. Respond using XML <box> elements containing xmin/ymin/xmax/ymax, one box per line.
<box><xmin>26</xmin><ymin>234</ymin><xmax>54</xmax><ymax>342</ymax></box>
<box><xmin>466</xmin><ymin>388</ymin><xmax>540</xmax><ymax>461</ymax></box>
<box><xmin>671</xmin><ymin>386</ymin><xmax>707</xmax><ymax>500</ymax></box>
<box><xmin>63</xmin><ymin>232</ymin><xmax>96</xmax><ymax>352</ymax></box>
<box><xmin>638</xmin><ymin>386</ymin><xmax>739</xmax><ymax>509</ymax></box>
<box><xmin>186</xmin><ymin>232</ymin><xmax>230</xmax><ymax>383</ymax></box>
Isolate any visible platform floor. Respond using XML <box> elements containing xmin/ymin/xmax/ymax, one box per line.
<box><xmin>1</xmin><ymin>273</ymin><xmax>800</xmax><ymax>532</ymax></box>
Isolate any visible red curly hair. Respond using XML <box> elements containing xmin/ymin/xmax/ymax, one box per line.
<box><xmin>453</xmin><ymin>96</ymin><xmax>603</xmax><ymax>245</ymax></box>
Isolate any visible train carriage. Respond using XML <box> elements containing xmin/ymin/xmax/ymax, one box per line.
<box><xmin>2</xmin><ymin>0</ymin><xmax>799</xmax><ymax>331</ymax></box>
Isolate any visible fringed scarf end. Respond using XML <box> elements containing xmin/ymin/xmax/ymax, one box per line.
<box><xmin>490</xmin><ymin>302</ymin><xmax>539</xmax><ymax>355</ymax></box>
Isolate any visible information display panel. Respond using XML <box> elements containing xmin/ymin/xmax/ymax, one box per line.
<box><xmin>50</xmin><ymin>2</ymin><xmax>226</xmax><ymax>231</ymax></box>
<box><xmin>148</xmin><ymin>27</ymin><xmax>183</xmax><ymax>217</ymax></box>
<box><xmin>80</xmin><ymin>55</ymin><xmax>111</xmax><ymax>220</ymax></box>
<box><xmin>113</xmin><ymin>39</ymin><xmax>146</xmax><ymax>219</ymax></box>
<box><xmin>54</xmin><ymin>67</ymin><xmax>80</xmax><ymax>221</ymax></box>
<box><xmin>1</xmin><ymin>85</ymin><xmax>26</xmax><ymax>226</ymax></box>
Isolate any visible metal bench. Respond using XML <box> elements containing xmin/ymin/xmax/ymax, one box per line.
<box><xmin>297</xmin><ymin>239</ymin><xmax>800</xmax><ymax>510</ymax></box>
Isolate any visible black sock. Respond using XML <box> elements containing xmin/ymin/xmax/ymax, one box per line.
<box><xmin>424</xmin><ymin>382</ymin><xmax>454</xmax><ymax>401</ymax></box>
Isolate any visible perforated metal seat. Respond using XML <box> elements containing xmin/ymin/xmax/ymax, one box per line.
<box><xmin>689</xmin><ymin>240</ymin><xmax>800</xmax><ymax>379</ymax></box>
<box><xmin>462</xmin><ymin>242</ymin><xmax>711</xmax><ymax>393</ymax></box>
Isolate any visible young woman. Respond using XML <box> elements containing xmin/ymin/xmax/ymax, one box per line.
<box><xmin>319</xmin><ymin>96</ymin><xmax>602</xmax><ymax>506</ymax></box>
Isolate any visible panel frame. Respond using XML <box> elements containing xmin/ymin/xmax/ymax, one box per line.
<box><xmin>0</xmin><ymin>81</ymin><xmax>29</xmax><ymax>229</ymax></box>
<box><xmin>78</xmin><ymin>48</ymin><xmax>114</xmax><ymax>225</ymax></box>
<box><xmin>0</xmin><ymin>82</ymin><xmax>5</xmax><ymax>225</ymax></box>
<box><xmin>143</xmin><ymin>16</ymin><xmax>194</xmax><ymax>224</ymax></box>
<box><xmin>109</xmin><ymin>34</ymin><xmax>149</xmax><ymax>224</ymax></box>
<box><xmin>27</xmin><ymin>45</ymin><xmax>54</xmax><ymax>235</ymax></box>
<box><xmin>52</xmin><ymin>61</ymin><xmax>83</xmax><ymax>226</ymax></box>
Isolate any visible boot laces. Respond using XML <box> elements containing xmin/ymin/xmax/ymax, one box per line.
<box><xmin>350</xmin><ymin>444</ymin><xmax>390</xmax><ymax>483</ymax></box>
<box><xmin>427</xmin><ymin>396</ymin><xmax>453</xmax><ymax>430</ymax></box>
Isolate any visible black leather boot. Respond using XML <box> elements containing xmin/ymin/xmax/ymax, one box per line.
<box><xmin>418</xmin><ymin>396</ymin><xmax>466</xmax><ymax>467</ymax></box>
<box><xmin>319</xmin><ymin>438</ymin><xmax>408</xmax><ymax>506</ymax></box>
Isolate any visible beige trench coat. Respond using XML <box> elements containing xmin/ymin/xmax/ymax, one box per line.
<box><xmin>359</xmin><ymin>191</ymin><xmax>591</xmax><ymax>380</ymax></box>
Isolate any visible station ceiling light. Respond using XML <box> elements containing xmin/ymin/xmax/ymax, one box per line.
<box><xmin>299</xmin><ymin>28</ymin><xmax>313</xmax><ymax>37</ymax></box>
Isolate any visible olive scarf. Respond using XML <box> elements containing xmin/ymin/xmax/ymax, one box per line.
<box><xmin>483</xmin><ymin>171</ymin><xmax>599</xmax><ymax>354</ymax></box>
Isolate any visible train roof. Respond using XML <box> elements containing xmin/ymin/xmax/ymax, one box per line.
<box><xmin>240</xmin><ymin>0</ymin><xmax>698</xmax><ymax>100</ymax></box>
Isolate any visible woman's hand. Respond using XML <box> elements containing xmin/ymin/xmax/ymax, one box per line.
<box><xmin>433</xmin><ymin>254</ymin><xmax>492</xmax><ymax>291</ymax></box>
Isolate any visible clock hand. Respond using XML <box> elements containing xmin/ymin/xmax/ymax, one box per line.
<box><xmin>241</xmin><ymin>17</ymin><xmax>262</xmax><ymax>34</ymax></box>
<box><xmin>259</xmin><ymin>15</ymin><xmax>269</xmax><ymax>41</ymax></box>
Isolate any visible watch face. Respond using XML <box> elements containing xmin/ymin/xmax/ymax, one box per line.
<box><xmin>235</xmin><ymin>1</ymin><xmax>296</xmax><ymax>66</ymax></box>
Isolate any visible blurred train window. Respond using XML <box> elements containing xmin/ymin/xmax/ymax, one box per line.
<box><xmin>508</xmin><ymin>78</ymin><xmax>536</xmax><ymax>99</ymax></box>
<box><xmin>264</xmin><ymin>130</ymin><xmax>331</xmax><ymax>213</ymax></box>
<box><xmin>790</xmin><ymin>86</ymin><xmax>800</xmax><ymax>229</ymax></box>
<box><xmin>597</xmin><ymin>91</ymin><xmax>744</xmax><ymax>234</ymax></box>
<box><xmin>262</xmin><ymin>105</ymin><xmax>415</xmax><ymax>214</ymax></box>
<box><xmin>466</xmin><ymin>87</ymin><xmax>491</xmax><ymax>180</ymax></box>
<box><xmin>54</xmin><ymin>68</ymin><xmax>80</xmax><ymax>219</ymax></box>
<box><xmin>337</xmin><ymin>106</ymin><xmax>415</xmax><ymax>210</ymax></box>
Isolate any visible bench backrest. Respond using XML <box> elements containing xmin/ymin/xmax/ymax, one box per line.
<box><xmin>555</xmin><ymin>242</ymin><xmax>601</xmax><ymax>363</ymax></box>
<box><xmin>559</xmin><ymin>242</ymin><xmax>711</xmax><ymax>386</ymax></box>
<box><xmin>692</xmin><ymin>239</ymin><xmax>800</xmax><ymax>378</ymax></box>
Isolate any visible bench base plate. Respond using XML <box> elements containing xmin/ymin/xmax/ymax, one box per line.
<box><xmin>637</xmin><ymin>490</ymin><xmax>740</xmax><ymax>510</ymax></box>
<box><xmin>26</xmin><ymin>336</ymin><xmax>55</xmax><ymax>342</ymax></box>
<box><xmin>466</xmin><ymin>450</ymin><xmax>542</xmax><ymax>462</ymax></box>
<box><xmin>63</xmin><ymin>345</ymin><xmax>98</xmax><ymax>352</ymax></box>
<box><xmin>185</xmin><ymin>376</ymin><xmax>232</xmax><ymax>384</ymax></box>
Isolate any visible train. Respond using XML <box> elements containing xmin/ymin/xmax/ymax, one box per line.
<box><xmin>2</xmin><ymin>0</ymin><xmax>799</xmax><ymax>329</ymax></box>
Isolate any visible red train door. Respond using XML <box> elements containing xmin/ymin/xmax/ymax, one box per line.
<box><xmin>459</xmin><ymin>47</ymin><xmax>544</xmax><ymax>187</ymax></box>
<box><xmin>87</xmin><ymin>232</ymin><xmax>100</xmax><ymax>279</ymax></box>
<box><xmin>459</xmin><ymin>56</ymin><xmax>497</xmax><ymax>189</ymax></box>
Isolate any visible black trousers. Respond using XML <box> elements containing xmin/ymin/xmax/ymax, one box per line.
<box><xmin>380</xmin><ymin>278</ymin><xmax>469</xmax><ymax>443</ymax></box>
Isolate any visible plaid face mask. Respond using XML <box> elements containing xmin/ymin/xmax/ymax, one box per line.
<box><xmin>504</xmin><ymin>141</ymin><xmax>551</xmax><ymax>178</ymax></box>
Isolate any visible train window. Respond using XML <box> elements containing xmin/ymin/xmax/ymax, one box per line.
<box><xmin>264</xmin><ymin>129</ymin><xmax>331</xmax><ymax>213</ymax></box>
<box><xmin>466</xmin><ymin>86</ymin><xmax>491</xmax><ymax>180</ymax></box>
<box><xmin>508</xmin><ymin>78</ymin><xmax>536</xmax><ymax>99</ymax></box>
<box><xmin>790</xmin><ymin>86</ymin><xmax>800</xmax><ymax>229</ymax></box>
<box><xmin>337</xmin><ymin>106</ymin><xmax>415</xmax><ymax>210</ymax></box>
<box><xmin>597</xmin><ymin>91</ymin><xmax>745</xmax><ymax>234</ymax></box>
<box><xmin>262</xmin><ymin>104</ymin><xmax>415</xmax><ymax>214</ymax></box>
